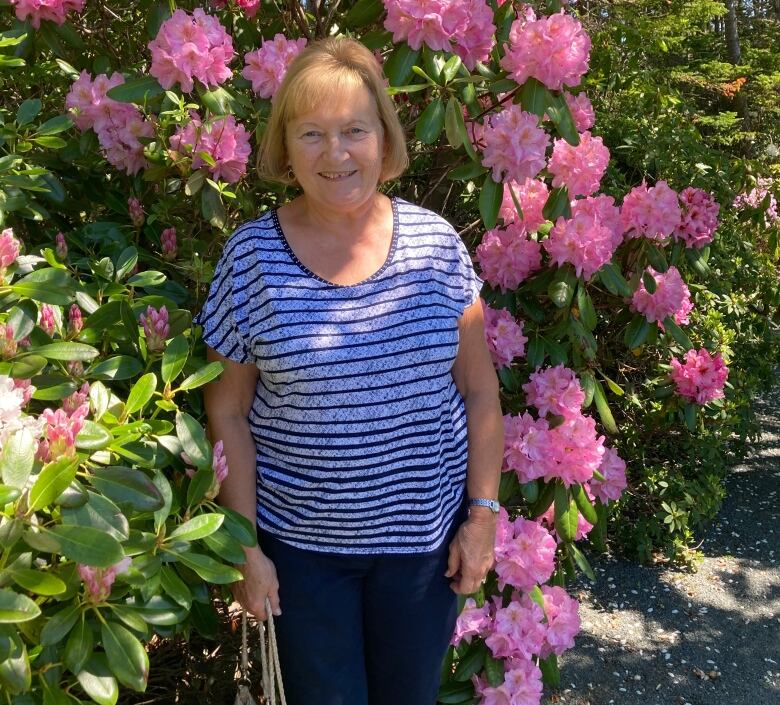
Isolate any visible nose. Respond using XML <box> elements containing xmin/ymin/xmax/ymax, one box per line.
<box><xmin>324</xmin><ymin>133</ymin><xmax>349</xmax><ymax>160</ymax></box>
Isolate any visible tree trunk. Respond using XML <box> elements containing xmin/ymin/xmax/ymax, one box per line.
<box><xmin>724</xmin><ymin>0</ymin><xmax>741</xmax><ymax>64</ymax></box>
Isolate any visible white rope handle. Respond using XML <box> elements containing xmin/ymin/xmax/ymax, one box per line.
<box><xmin>239</xmin><ymin>601</ymin><xmax>287</xmax><ymax>705</ymax></box>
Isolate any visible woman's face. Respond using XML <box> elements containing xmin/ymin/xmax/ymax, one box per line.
<box><xmin>285</xmin><ymin>81</ymin><xmax>385</xmax><ymax>215</ymax></box>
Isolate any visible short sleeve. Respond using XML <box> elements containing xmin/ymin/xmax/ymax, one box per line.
<box><xmin>194</xmin><ymin>245</ymin><xmax>256</xmax><ymax>365</ymax></box>
<box><xmin>453</xmin><ymin>232</ymin><xmax>484</xmax><ymax>309</ymax></box>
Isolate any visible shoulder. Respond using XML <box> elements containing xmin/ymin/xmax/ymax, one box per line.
<box><xmin>221</xmin><ymin>210</ymin><xmax>277</xmax><ymax>262</ymax></box>
<box><xmin>393</xmin><ymin>197</ymin><xmax>459</xmax><ymax>240</ymax></box>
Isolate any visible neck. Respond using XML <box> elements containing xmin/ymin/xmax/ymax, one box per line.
<box><xmin>296</xmin><ymin>192</ymin><xmax>387</xmax><ymax>238</ymax></box>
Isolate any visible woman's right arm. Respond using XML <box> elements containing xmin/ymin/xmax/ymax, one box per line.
<box><xmin>203</xmin><ymin>346</ymin><xmax>281</xmax><ymax>620</ymax></box>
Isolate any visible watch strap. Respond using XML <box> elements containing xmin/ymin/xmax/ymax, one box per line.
<box><xmin>468</xmin><ymin>497</ymin><xmax>500</xmax><ymax>513</ymax></box>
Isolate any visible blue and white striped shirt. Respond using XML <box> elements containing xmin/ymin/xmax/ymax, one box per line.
<box><xmin>196</xmin><ymin>197</ymin><xmax>484</xmax><ymax>554</ymax></box>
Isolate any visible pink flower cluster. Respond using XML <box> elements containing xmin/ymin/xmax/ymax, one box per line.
<box><xmin>67</xmin><ymin>304</ymin><xmax>83</xmax><ymax>338</ymax></box>
<box><xmin>494</xmin><ymin>510</ymin><xmax>557</xmax><ymax>592</ymax></box>
<box><xmin>474</xmin><ymin>656</ymin><xmax>543</xmax><ymax>705</ymax></box>
<box><xmin>383</xmin><ymin>0</ymin><xmax>496</xmax><ymax>70</ymax></box>
<box><xmin>481</xmin><ymin>106</ymin><xmax>550</xmax><ymax>184</ymax></box>
<box><xmin>63</xmin><ymin>382</ymin><xmax>90</xmax><ymax>415</ymax></box>
<box><xmin>631</xmin><ymin>266</ymin><xmax>691</xmax><ymax>325</ymax></box>
<box><xmin>0</xmin><ymin>375</ymin><xmax>43</xmax><ymax>447</ymax></box>
<box><xmin>39</xmin><ymin>304</ymin><xmax>57</xmax><ymax>337</ymax></box>
<box><xmin>522</xmin><ymin>364</ymin><xmax>585</xmax><ymax>418</ymax></box>
<box><xmin>0</xmin><ymin>323</ymin><xmax>17</xmax><ymax>360</ymax></box>
<box><xmin>475</xmin><ymin>223</ymin><xmax>543</xmax><ymax>292</ymax></box>
<box><xmin>140</xmin><ymin>305</ymin><xmax>170</xmax><ymax>353</ymax></box>
<box><xmin>452</xmin><ymin>597</ymin><xmax>492</xmax><ymax>646</ymax></box>
<box><xmin>55</xmin><ymin>232</ymin><xmax>68</xmax><ymax>260</ymax></box>
<box><xmin>169</xmin><ymin>112</ymin><xmax>251</xmax><ymax>184</ymax></box>
<box><xmin>65</xmin><ymin>72</ymin><xmax>154</xmax><ymax>175</ymax></box>
<box><xmin>621</xmin><ymin>180</ymin><xmax>681</xmax><ymax>241</ymax></box>
<box><xmin>38</xmin><ymin>401</ymin><xmax>89</xmax><ymax>462</ymax></box>
<box><xmin>544</xmin><ymin>194</ymin><xmax>622</xmax><ymax>280</ymax></box>
<box><xmin>128</xmin><ymin>197</ymin><xmax>145</xmax><ymax>227</ymax></box>
<box><xmin>588</xmin><ymin>446</ymin><xmax>627</xmax><ymax>504</ymax></box>
<box><xmin>10</xmin><ymin>0</ymin><xmax>84</xmax><ymax>28</ymax></box>
<box><xmin>242</xmin><ymin>34</ymin><xmax>307</xmax><ymax>99</ymax></box>
<box><xmin>0</xmin><ymin>228</ymin><xmax>20</xmax><ymax>284</ymax></box>
<box><xmin>547</xmin><ymin>132</ymin><xmax>610</xmax><ymax>197</ymax></box>
<box><xmin>673</xmin><ymin>187</ymin><xmax>720</xmax><ymax>249</ymax></box>
<box><xmin>78</xmin><ymin>557</ymin><xmax>131</xmax><ymax>603</ymax></box>
<box><xmin>500</xmin><ymin>179</ymin><xmax>549</xmax><ymax>233</ymax></box>
<box><xmin>161</xmin><ymin>227</ymin><xmax>178</xmax><ymax>260</ymax></box>
<box><xmin>501</xmin><ymin>10</ymin><xmax>591</xmax><ymax>91</ymax></box>
<box><xmin>564</xmin><ymin>91</ymin><xmax>595</xmax><ymax>132</ymax></box>
<box><xmin>213</xmin><ymin>0</ymin><xmax>261</xmax><ymax>17</ymax></box>
<box><xmin>670</xmin><ymin>348</ymin><xmax>729</xmax><ymax>405</ymax></box>
<box><xmin>148</xmin><ymin>9</ymin><xmax>235</xmax><ymax>93</ymax></box>
<box><xmin>213</xmin><ymin>439</ymin><xmax>229</xmax><ymax>484</ymax></box>
<box><xmin>733</xmin><ymin>177</ymin><xmax>779</xmax><ymax>226</ymax></box>
<box><xmin>482</xmin><ymin>302</ymin><xmax>527</xmax><ymax>369</ymax></box>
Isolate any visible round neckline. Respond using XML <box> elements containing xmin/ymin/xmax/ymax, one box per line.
<box><xmin>271</xmin><ymin>196</ymin><xmax>399</xmax><ymax>289</ymax></box>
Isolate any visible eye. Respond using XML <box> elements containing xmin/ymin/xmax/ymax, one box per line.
<box><xmin>348</xmin><ymin>127</ymin><xmax>366</xmax><ymax>135</ymax></box>
<box><xmin>301</xmin><ymin>130</ymin><xmax>321</xmax><ymax>138</ymax></box>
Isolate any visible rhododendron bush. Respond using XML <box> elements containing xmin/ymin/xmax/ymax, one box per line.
<box><xmin>0</xmin><ymin>0</ymin><xmax>778</xmax><ymax>703</ymax></box>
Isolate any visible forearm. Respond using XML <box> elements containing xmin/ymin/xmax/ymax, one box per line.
<box><xmin>464</xmin><ymin>388</ymin><xmax>504</xmax><ymax>514</ymax></box>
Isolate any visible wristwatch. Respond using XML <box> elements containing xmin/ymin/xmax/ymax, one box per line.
<box><xmin>468</xmin><ymin>498</ymin><xmax>500</xmax><ymax>514</ymax></box>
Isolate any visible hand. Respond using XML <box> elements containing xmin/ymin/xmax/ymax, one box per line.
<box><xmin>445</xmin><ymin>512</ymin><xmax>496</xmax><ymax>595</ymax></box>
<box><xmin>231</xmin><ymin>546</ymin><xmax>281</xmax><ymax>621</ymax></box>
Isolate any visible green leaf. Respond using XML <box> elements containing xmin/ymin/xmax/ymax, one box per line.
<box><xmin>177</xmin><ymin>361</ymin><xmax>223</xmax><ymax>391</ymax></box>
<box><xmin>101</xmin><ymin>620</ymin><xmax>149</xmax><ymax>692</ymax></box>
<box><xmin>539</xmin><ymin>653</ymin><xmax>560</xmax><ymax>688</ymax></box>
<box><xmin>519</xmin><ymin>77</ymin><xmax>549</xmax><ymax>118</ymax></box>
<box><xmin>545</xmin><ymin>92</ymin><xmax>579</xmax><ymax>145</ymax></box>
<box><xmin>597</xmin><ymin>262</ymin><xmax>632</xmax><ymax>297</ymax></box>
<box><xmin>161</xmin><ymin>335</ymin><xmax>188</xmax><ymax>385</ymax></box>
<box><xmin>125</xmin><ymin>373</ymin><xmax>157</xmax><ymax>415</ymax></box>
<box><xmin>448</xmin><ymin>162</ymin><xmax>487</xmax><ymax>181</ymax></box>
<box><xmin>548</xmin><ymin>276</ymin><xmax>576</xmax><ymax>309</ymax></box>
<box><xmin>8</xmin><ymin>354</ymin><xmax>47</xmax><ymax>379</ymax></box>
<box><xmin>479</xmin><ymin>174</ymin><xmax>503</xmax><ymax>229</ymax></box>
<box><xmin>176</xmin><ymin>412</ymin><xmax>211</xmax><ymax>470</ymax></box>
<box><xmin>115</xmin><ymin>246</ymin><xmax>138</xmax><ymax>282</ymax></box>
<box><xmin>32</xmin><ymin>135</ymin><xmax>67</xmax><ymax>149</ymax></box>
<box><xmin>580</xmin><ymin>370</ymin><xmax>595</xmax><ymax>407</ymax></box>
<box><xmin>64</xmin><ymin>618</ymin><xmax>93</xmax><ymax>674</ymax></box>
<box><xmin>89</xmin><ymin>381</ymin><xmax>110</xmax><ymax>421</ymax></box>
<box><xmin>0</xmin><ymin>629</ymin><xmax>30</xmax><ymax>693</ymax></box>
<box><xmin>554</xmin><ymin>484</ymin><xmax>578</xmax><ymax>543</ymax></box>
<box><xmin>40</xmin><ymin>603</ymin><xmax>81</xmax><ymax>646</ymax></box>
<box><xmin>662</xmin><ymin>317</ymin><xmax>694</xmax><ymax>350</ymax></box>
<box><xmin>542</xmin><ymin>186</ymin><xmax>571</xmax><ymax>221</ymax></box>
<box><xmin>129</xmin><ymin>595</ymin><xmax>186</xmax><ymax>626</ymax></box>
<box><xmin>201</xmin><ymin>183</ymin><xmax>226</xmax><ymax>229</ymax></box>
<box><xmin>152</xmin><ymin>472</ymin><xmax>173</xmax><ymax>533</ymax></box>
<box><xmin>343</xmin><ymin>0</ymin><xmax>384</xmax><ymax>27</ymax></box>
<box><xmin>526</xmin><ymin>336</ymin><xmax>545</xmax><ymax>370</ymax></box>
<box><xmin>11</xmin><ymin>270</ymin><xmax>74</xmax><ymax>305</ymax></box>
<box><xmin>684</xmin><ymin>403</ymin><xmax>698</xmax><ymax>431</ymax></box>
<box><xmin>444</xmin><ymin>97</ymin><xmax>463</xmax><ymax>149</ymax></box>
<box><xmin>106</xmin><ymin>75</ymin><xmax>164</xmax><ymax>104</ymax></box>
<box><xmin>127</xmin><ymin>270</ymin><xmax>167</xmax><ymax>288</ymax></box>
<box><xmin>75</xmin><ymin>420</ymin><xmax>112</xmax><ymax>451</ymax></box>
<box><xmin>173</xmin><ymin>551</ymin><xmax>243</xmax><ymax>584</ymax></box>
<box><xmin>624</xmin><ymin>314</ymin><xmax>650</xmax><ymax>350</ymax></box>
<box><xmin>685</xmin><ymin>246</ymin><xmax>711</xmax><ymax>277</ymax></box>
<box><xmin>483</xmin><ymin>652</ymin><xmax>505</xmax><ymax>687</ymax></box>
<box><xmin>202</xmin><ymin>528</ymin><xmax>246</xmax><ymax>564</ymax></box>
<box><xmin>437</xmin><ymin>680</ymin><xmax>475</xmax><ymax>704</ymax></box>
<box><xmin>0</xmin><ymin>485</ymin><xmax>20</xmax><ymax>505</ymax></box>
<box><xmin>34</xmin><ymin>114</ymin><xmax>73</xmax><ymax>136</ymax></box>
<box><xmin>89</xmin><ymin>467</ymin><xmax>164</xmax><ymax>512</ymax></box>
<box><xmin>16</xmin><ymin>99</ymin><xmax>41</xmax><ymax>127</ymax></box>
<box><xmin>168</xmin><ymin>513</ymin><xmax>224</xmax><ymax>542</ymax></box>
<box><xmin>9</xmin><ymin>569</ymin><xmax>66</xmax><ymax>596</ymax></box>
<box><xmin>441</xmin><ymin>55</ymin><xmax>462</xmax><ymax>84</ymax></box>
<box><xmin>1</xmin><ymin>427</ymin><xmax>35</xmax><ymax>489</ymax></box>
<box><xmin>384</xmin><ymin>44</ymin><xmax>421</xmax><ymax>87</ymax></box>
<box><xmin>415</xmin><ymin>98</ymin><xmax>446</xmax><ymax>144</ymax></box>
<box><xmin>576</xmin><ymin>286</ymin><xmax>597</xmax><ymax>331</ymax></box>
<box><xmin>0</xmin><ymin>589</ymin><xmax>41</xmax><ymax>623</ymax></box>
<box><xmin>159</xmin><ymin>566</ymin><xmax>192</xmax><ymax>610</ymax></box>
<box><xmin>62</xmin><ymin>490</ymin><xmax>129</xmax><ymax>541</ymax></box>
<box><xmin>48</xmin><ymin>525</ymin><xmax>125</xmax><ymax>568</ymax></box>
<box><xmin>30</xmin><ymin>341</ymin><xmax>99</xmax><ymax>361</ymax></box>
<box><xmin>77</xmin><ymin>654</ymin><xmax>119</xmax><ymax>705</ymax></box>
<box><xmin>602</xmin><ymin>374</ymin><xmax>625</xmax><ymax>396</ymax></box>
<box><xmin>593</xmin><ymin>379</ymin><xmax>618</xmax><ymax>434</ymax></box>
<box><xmin>645</xmin><ymin>243</ymin><xmax>668</xmax><ymax>272</ymax></box>
<box><xmin>186</xmin><ymin>467</ymin><xmax>214</xmax><ymax>507</ymax></box>
<box><xmin>642</xmin><ymin>270</ymin><xmax>657</xmax><ymax>294</ymax></box>
<box><xmin>570</xmin><ymin>543</ymin><xmax>596</xmax><ymax>581</ymax></box>
<box><xmin>529</xmin><ymin>480</ymin><xmax>557</xmax><ymax>518</ymax></box>
<box><xmin>29</xmin><ymin>457</ymin><xmax>79</xmax><ymax>511</ymax></box>
<box><xmin>87</xmin><ymin>355</ymin><xmax>143</xmax><ymax>381</ymax></box>
<box><xmin>452</xmin><ymin>640</ymin><xmax>488</xmax><ymax>681</ymax></box>
<box><xmin>218</xmin><ymin>506</ymin><xmax>258</xmax><ymax>547</ymax></box>
<box><xmin>571</xmin><ymin>483</ymin><xmax>598</xmax><ymax>525</ymax></box>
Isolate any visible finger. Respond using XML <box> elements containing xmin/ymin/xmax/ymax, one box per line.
<box><xmin>445</xmin><ymin>540</ymin><xmax>461</xmax><ymax>578</ymax></box>
<box><xmin>268</xmin><ymin>583</ymin><xmax>282</xmax><ymax>617</ymax></box>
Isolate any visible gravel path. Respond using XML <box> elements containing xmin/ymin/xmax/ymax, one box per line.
<box><xmin>543</xmin><ymin>384</ymin><xmax>780</xmax><ymax>705</ymax></box>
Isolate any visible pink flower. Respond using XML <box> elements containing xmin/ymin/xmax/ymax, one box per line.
<box><xmin>67</xmin><ymin>360</ymin><xmax>84</xmax><ymax>377</ymax></box>
<box><xmin>733</xmin><ymin>177</ymin><xmax>778</xmax><ymax>227</ymax></box>
<box><xmin>564</xmin><ymin>91</ymin><xmax>595</xmax><ymax>132</ymax></box>
<box><xmin>128</xmin><ymin>197</ymin><xmax>145</xmax><ymax>227</ymax></box>
<box><xmin>39</xmin><ymin>304</ymin><xmax>57</xmax><ymax>337</ymax></box>
<box><xmin>383</xmin><ymin>0</ymin><xmax>496</xmax><ymax>70</ymax></box>
<box><xmin>451</xmin><ymin>597</ymin><xmax>492</xmax><ymax>647</ymax></box>
<box><xmin>621</xmin><ymin>180</ymin><xmax>681</xmax><ymax>241</ymax></box>
<box><xmin>169</xmin><ymin>112</ymin><xmax>251</xmax><ymax>184</ymax></box>
<box><xmin>486</xmin><ymin>597</ymin><xmax>546</xmax><ymax>661</ymax></box>
<box><xmin>547</xmin><ymin>131</ymin><xmax>610</xmax><ymax>198</ymax></box>
<box><xmin>500</xmin><ymin>10</ymin><xmax>591</xmax><ymax>91</ymax></box>
<box><xmin>481</xmin><ymin>106</ymin><xmax>550</xmax><ymax>184</ymax></box>
<box><xmin>673</xmin><ymin>187</ymin><xmax>719</xmax><ymax>249</ymax></box>
<box><xmin>63</xmin><ymin>382</ymin><xmax>90</xmax><ymax>415</ymax></box>
<box><xmin>475</xmin><ymin>223</ymin><xmax>543</xmax><ymax>292</ymax></box>
<box><xmin>526</xmin><ymin>585</ymin><xmax>580</xmax><ymax>657</ymax></box>
<box><xmin>67</xmin><ymin>304</ymin><xmax>83</xmax><ymax>338</ymax></box>
<box><xmin>631</xmin><ymin>266</ymin><xmax>691</xmax><ymax>325</ymax></box>
<box><xmin>494</xmin><ymin>513</ymin><xmax>557</xmax><ymax>592</ymax></box>
<box><xmin>242</xmin><ymin>34</ymin><xmax>307</xmax><ymax>99</ymax></box>
<box><xmin>213</xmin><ymin>0</ymin><xmax>262</xmax><ymax>16</ymax></box>
<box><xmin>161</xmin><ymin>227</ymin><xmax>178</xmax><ymax>260</ymax></box>
<box><xmin>482</xmin><ymin>302</ymin><xmax>527</xmax><ymax>369</ymax></box>
<box><xmin>0</xmin><ymin>324</ymin><xmax>17</xmax><ymax>360</ymax></box>
<box><xmin>65</xmin><ymin>71</ymin><xmax>154</xmax><ymax>175</ymax></box>
<box><xmin>0</xmin><ymin>228</ymin><xmax>21</xmax><ymax>284</ymax></box>
<box><xmin>522</xmin><ymin>364</ymin><xmax>585</xmax><ymax>419</ymax></box>
<box><xmin>78</xmin><ymin>557</ymin><xmax>131</xmax><ymax>603</ymax></box>
<box><xmin>670</xmin><ymin>348</ymin><xmax>729</xmax><ymax>405</ymax></box>
<box><xmin>500</xmin><ymin>179</ymin><xmax>549</xmax><ymax>232</ymax></box>
<box><xmin>148</xmin><ymin>8</ymin><xmax>235</xmax><ymax>93</ymax></box>
<box><xmin>213</xmin><ymin>439</ymin><xmax>229</xmax><ymax>483</ymax></box>
<box><xmin>55</xmin><ymin>232</ymin><xmax>68</xmax><ymax>260</ymax></box>
<box><xmin>588</xmin><ymin>446</ymin><xmax>627</xmax><ymax>504</ymax></box>
<box><xmin>140</xmin><ymin>305</ymin><xmax>170</xmax><ymax>353</ymax></box>
<box><xmin>12</xmin><ymin>379</ymin><xmax>35</xmax><ymax>406</ymax></box>
<box><xmin>38</xmin><ymin>402</ymin><xmax>89</xmax><ymax>462</ymax></box>
<box><xmin>10</xmin><ymin>0</ymin><xmax>84</xmax><ymax>28</ymax></box>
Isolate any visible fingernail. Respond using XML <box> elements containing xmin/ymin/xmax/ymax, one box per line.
<box><xmin>273</xmin><ymin>609</ymin><xmax>282</xmax><ymax>616</ymax></box>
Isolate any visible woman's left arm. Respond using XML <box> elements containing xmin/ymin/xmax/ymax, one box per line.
<box><xmin>446</xmin><ymin>299</ymin><xmax>504</xmax><ymax>595</ymax></box>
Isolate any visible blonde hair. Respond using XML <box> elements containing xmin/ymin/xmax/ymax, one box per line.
<box><xmin>257</xmin><ymin>37</ymin><xmax>408</xmax><ymax>186</ymax></box>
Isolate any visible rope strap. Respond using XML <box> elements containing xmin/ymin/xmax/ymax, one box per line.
<box><xmin>237</xmin><ymin>599</ymin><xmax>287</xmax><ymax>705</ymax></box>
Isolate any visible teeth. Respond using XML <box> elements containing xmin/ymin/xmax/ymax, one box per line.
<box><xmin>321</xmin><ymin>171</ymin><xmax>355</xmax><ymax>178</ymax></box>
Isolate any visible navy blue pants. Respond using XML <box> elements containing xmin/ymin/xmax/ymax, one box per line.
<box><xmin>257</xmin><ymin>502</ymin><xmax>467</xmax><ymax>705</ymax></box>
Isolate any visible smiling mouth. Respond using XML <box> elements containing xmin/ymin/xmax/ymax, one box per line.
<box><xmin>319</xmin><ymin>171</ymin><xmax>357</xmax><ymax>180</ymax></box>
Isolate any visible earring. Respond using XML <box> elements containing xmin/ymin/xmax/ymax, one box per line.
<box><xmin>286</xmin><ymin>167</ymin><xmax>295</xmax><ymax>181</ymax></box>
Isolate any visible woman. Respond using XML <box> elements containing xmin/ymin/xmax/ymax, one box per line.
<box><xmin>198</xmin><ymin>37</ymin><xmax>503</xmax><ymax>705</ymax></box>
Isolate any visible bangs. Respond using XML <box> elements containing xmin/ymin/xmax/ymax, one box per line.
<box><xmin>282</xmin><ymin>67</ymin><xmax>367</xmax><ymax>124</ymax></box>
